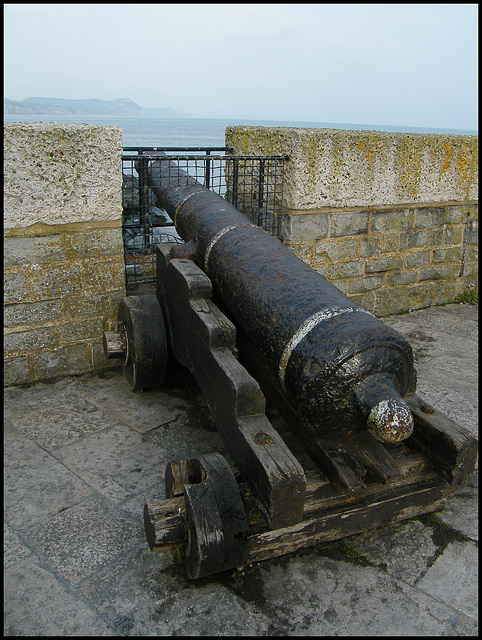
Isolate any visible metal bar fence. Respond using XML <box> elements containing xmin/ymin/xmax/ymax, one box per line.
<box><xmin>121</xmin><ymin>148</ymin><xmax>286</xmax><ymax>290</ymax></box>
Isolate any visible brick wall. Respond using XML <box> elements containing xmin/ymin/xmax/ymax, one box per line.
<box><xmin>225</xmin><ymin>127</ymin><xmax>478</xmax><ymax>316</ymax></box>
<box><xmin>4</xmin><ymin>123</ymin><xmax>126</xmax><ymax>386</ymax></box>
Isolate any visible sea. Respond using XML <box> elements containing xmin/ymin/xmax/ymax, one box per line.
<box><xmin>3</xmin><ymin>114</ymin><xmax>477</xmax><ymax>148</ymax></box>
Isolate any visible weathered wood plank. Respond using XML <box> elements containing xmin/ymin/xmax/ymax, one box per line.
<box><xmin>341</xmin><ymin>431</ymin><xmax>401</xmax><ymax>483</ymax></box>
<box><xmin>179</xmin><ymin>456</ymin><xmax>248</xmax><ymax>579</ymax></box>
<box><xmin>145</xmin><ymin>446</ymin><xmax>445</xmax><ymax>556</ymax></box>
<box><xmin>102</xmin><ymin>331</ymin><xmax>125</xmax><ymax>359</ymax></box>
<box><xmin>404</xmin><ymin>394</ymin><xmax>478</xmax><ymax>485</ymax></box>
<box><xmin>245</xmin><ymin>477</ymin><xmax>449</xmax><ymax>566</ymax></box>
<box><xmin>301</xmin><ymin>462</ymin><xmax>437</xmax><ymax>519</ymax></box>
<box><xmin>145</xmin><ymin>472</ymin><xmax>450</xmax><ymax>572</ymax></box>
<box><xmin>184</xmin><ymin>482</ymin><xmax>225</xmax><ymax>579</ymax></box>
<box><xmin>144</xmin><ymin>496</ymin><xmax>185</xmax><ymax>550</ymax></box>
<box><xmin>165</xmin><ymin>460</ymin><xmax>192</xmax><ymax>497</ymax></box>
<box><xmin>155</xmin><ymin>247</ymin><xmax>306</xmax><ymax>529</ymax></box>
<box><xmin>309</xmin><ymin>437</ymin><xmax>367</xmax><ymax>491</ymax></box>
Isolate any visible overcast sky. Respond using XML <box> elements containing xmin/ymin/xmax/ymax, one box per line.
<box><xmin>4</xmin><ymin>3</ymin><xmax>478</xmax><ymax>130</ymax></box>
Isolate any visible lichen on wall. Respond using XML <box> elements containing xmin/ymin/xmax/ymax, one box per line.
<box><xmin>4</xmin><ymin>122</ymin><xmax>123</xmax><ymax>228</ymax></box>
<box><xmin>226</xmin><ymin>126</ymin><xmax>478</xmax><ymax>210</ymax></box>
<box><xmin>226</xmin><ymin>126</ymin><xmax>478</xmax><ymax>316</ymax></box>
<box><xmin>4</xmin><ymin>122</ymin><xmax>125</xmax><ymax>386</ymax></box>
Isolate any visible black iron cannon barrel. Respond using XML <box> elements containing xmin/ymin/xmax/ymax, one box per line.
<box><xmin>141</xmin><ymin>153</ymin><xmax>416</xmax><ymax>444</ymax></box>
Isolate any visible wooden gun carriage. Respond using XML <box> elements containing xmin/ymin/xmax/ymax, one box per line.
<box><xmin>104</xmin><ymin>153</ymin><xmax>477</xmax><ymax>580</ymax></box>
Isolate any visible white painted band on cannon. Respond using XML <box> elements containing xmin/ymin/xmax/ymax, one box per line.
<box><xmin>173</xmin><ymin>191</ymin><xmax>203</xmax><ymax>225</ymax></box>
<box><xmin>278</xmin><ymin>306</ymin><xmax>374</xmax><ymax>387</ymax></box>
<box><xmin>204</xmin><ymin>223</ymin><xmax>257</xmax><ymax>272</ymax></box>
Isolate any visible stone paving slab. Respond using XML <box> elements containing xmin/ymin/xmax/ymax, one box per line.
<box><xmin>3</xmin><ymin>382</ymin><xmax>121</xmax><ymax>450</ymax></box>
<box><xmin>52</xmin><ymin>421</ymin><xmax>172</xmax><ymax>503</ymax></box>
<box><xmin>27</xmin><ymin>494</ymin><xmax>145</xmax><ymax>585</ymax></box>
<box><xmin>437</xmin><ymin>472</ymin><xmax>478</xmax><ymax>541</ymax></box>
<box><xmin>416</xmin><ymin>540</ymin><xmax>478</xmax><ymax>620</ymax></box>
<box><xmin>72</xmin><ymin>375</ymin><xmax>185</xmax><ymax>434</ymax></box>
<box><xmin>4</xmin><ymin>555</ymin><xmax>117</xmax><ymax>636</ymax></box>
<box><xmin>245</xmin><ymin>552</ymin><xmax>477</xmax><ymax>636</ymax></box>
<box><xmin>4</xmin><ymin>523</ymin><xmax>32</xmax><ymax>571</ymax></box>
<box><xmin>4</xmin><ymin>426</ymin><xmax>93</xmax><ymax>529</ymax></box>
<box><xmin>345</xmin><ymin>519</ymin><xmax>438</xmax><ymax>585</ymax></box>
<box><xmin>382</xmin><ymin>305</ymin><xmax>478</xmax><ymax>436</ymax></box>
<box><xmin>79</xmin><ymin>546</ymin><xmax>273</xmax><ymax>636</ymax></box>
<box><xmin>3</xmin><ymin>303</ymin><xmax>478</xmax><ymax>636</ymax></box>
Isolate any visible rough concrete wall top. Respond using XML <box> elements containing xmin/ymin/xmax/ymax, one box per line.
<box><xmin>4</xmin><ymin>123</ymin><xmax>123</xmax><ymax>228</ymax></box>
<box><xmin>225</xmin><ymin>126</ymin><xmax>478</xmax><ymax>210</ymax></box>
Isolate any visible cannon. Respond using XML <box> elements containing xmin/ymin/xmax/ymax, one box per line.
<box><xmin>104</xmin><ymin>152</ymin><xmax>477</xmax><ymax>579</ymax></box>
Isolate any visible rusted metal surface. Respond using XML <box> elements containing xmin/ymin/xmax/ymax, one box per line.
<box><xmin>142</xmin><ymin>154</ymin><xmax>417</xmax><ymax>444</ymax></box>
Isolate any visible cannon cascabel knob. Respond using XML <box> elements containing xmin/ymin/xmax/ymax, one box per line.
<box><xmin>367</xmin><ymin>398</ymin><xmax>414</xmax><ymax>443</ymax></box>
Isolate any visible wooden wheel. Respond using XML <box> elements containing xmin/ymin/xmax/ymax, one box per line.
<box><xmin>118</xmin><ymin>294</ymin><xmax>167</xmax><ymax>390</ymax></box>
<box><xmin>165</xmin><ymin>453</ymin><xmax>248</xmax><ymax>579</ymax></box>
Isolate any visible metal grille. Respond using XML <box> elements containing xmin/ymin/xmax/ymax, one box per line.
<box><xmin>121</xmin><ymin>147</ymin><xmax>286</xmax><ymax>290</ymax></box>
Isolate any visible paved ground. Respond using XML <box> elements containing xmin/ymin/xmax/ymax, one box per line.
<box><xmin>4</xmin><ymin>303</ymin><xmax>478</xmax><ymax>636</ymax></box>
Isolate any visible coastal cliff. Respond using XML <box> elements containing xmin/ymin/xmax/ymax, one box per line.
<box><xmin>4</xmin><ymin>97</ymin><xmax>182</xmax><ymax>117</ymax></box>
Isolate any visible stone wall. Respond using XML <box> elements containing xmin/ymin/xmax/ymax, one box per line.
<box><xmin>225</xmin><ymin>127</ymin><xmax>478</xmax><ymax>316</ymax></box>
<box><xmin>4</xmin><ymin>122</ymin><xmax>126</xmax><ymax>386</ymax></box>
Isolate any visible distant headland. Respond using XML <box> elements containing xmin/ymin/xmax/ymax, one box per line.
<box><xmin>4</xmin><ymin>97</ymin><xmax>185</xmax><ymax>117</ymax></box>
